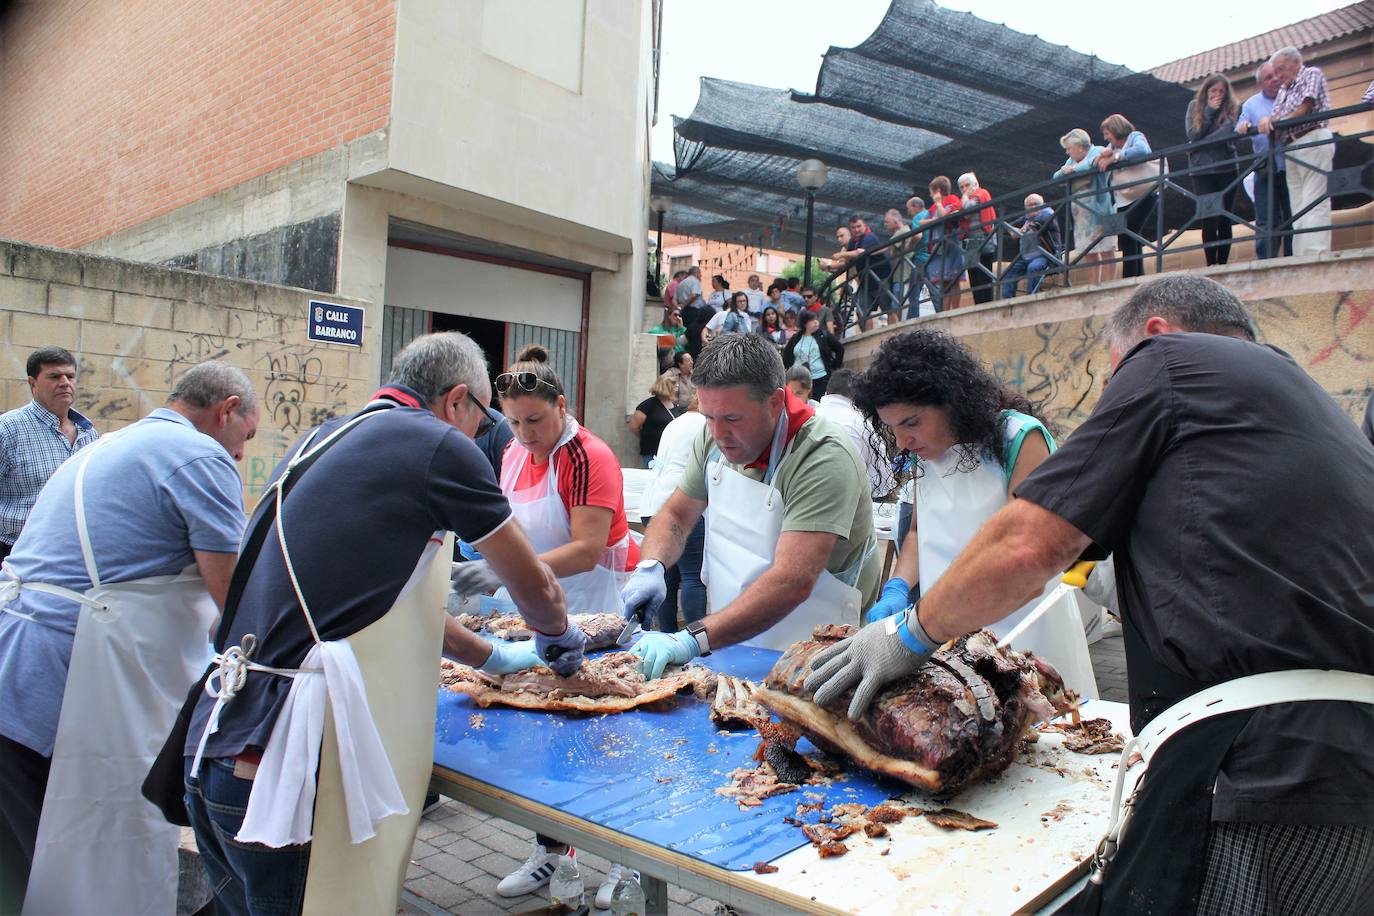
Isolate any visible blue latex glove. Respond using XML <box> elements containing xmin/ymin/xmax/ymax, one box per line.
<box><xmin>805</xmin><ymin>605</ymin><xmax>938</xmax><ymax>720</ymax></box>
<box><xmin>865</xmin><ymin>577</ymin><xmax>912</xmax><ymax>624</ymax></box>
<box><xmin>620</xmin><ymin>560</ymin><xmax>667</xmax><ymax>625</ymax></box>
<box><xmin>534</xmin><ymin>618</ymin><xmax>587</xmax><ymax>677</ymax></box>
<box><xmin>630</xmin><ymin>630</ymin><xmax>698</xmax><ymax>680</ymax></box>
<box><xmin>477</xmin><ymin>640</ymin><xmax>542</xmax><ymax>676</ymax></box>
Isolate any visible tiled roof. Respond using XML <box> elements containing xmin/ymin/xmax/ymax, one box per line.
<box><xmin>1149</xmin><ymin>1</ymin><xmax>1374</xmax><ymax>84</ymax></box>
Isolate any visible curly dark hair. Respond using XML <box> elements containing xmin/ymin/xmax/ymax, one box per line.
<box><xmin>852</xmin><ymin>328</ymin><xmax>1037</xmax><ymax>476</ymax></box>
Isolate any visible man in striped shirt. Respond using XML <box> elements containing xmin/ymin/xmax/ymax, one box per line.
<box><xmin>1261</xmin><ymin>46</ymin><xmax>1333</xmax><ymax>256</ymax></box>
<box><xmin>0</xmin><ymin>348</ymin><xmax>99</xmax><ymax>560</ymax></box>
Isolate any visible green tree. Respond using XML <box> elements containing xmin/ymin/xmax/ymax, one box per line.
<box><xmin>779</xmin><ymin>258</ymin><xmax>829</xmax><ymax>286</ymax></box>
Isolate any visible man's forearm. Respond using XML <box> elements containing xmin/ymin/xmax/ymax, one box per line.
<box><xmin>917</xmin><ymin>500</ymin><xmax>1090</xmax><ymax>643</ymax></box>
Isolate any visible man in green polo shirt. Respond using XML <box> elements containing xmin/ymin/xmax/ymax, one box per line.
<box><xmin>622</xmin><ymin>333</ymin><xmax>878</xmax><ymax>677</ymax></box>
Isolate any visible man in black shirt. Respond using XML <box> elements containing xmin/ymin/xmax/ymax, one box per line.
<box><xmin>809</xmin><ymin>276</ymin><xmax>1374</xmax><ymax>913</ymax></box>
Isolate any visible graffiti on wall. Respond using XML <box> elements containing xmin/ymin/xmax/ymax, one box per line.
<box><xmin>967</xmin><ymin>290</ymin><xmax>1374</xmax><ymax>438</ymax></box>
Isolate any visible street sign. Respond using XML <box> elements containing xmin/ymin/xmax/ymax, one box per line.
<box><xmin>307</xmin><ymin>301</ymin><xmax>364</xmax><ymax>347</ymax></box>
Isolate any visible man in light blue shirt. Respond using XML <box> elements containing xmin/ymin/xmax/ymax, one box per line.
<box><xmin>0</xmin><ymin>347</ymin><xmax>100</xmax><ymax>558</ymax></box>
<box><xmin>0</xmin><ymin>361</ymin><xmax>257</xmax><ymax>911</ymax></box>
<box><xmin>1237</xmin><ymin>61</ymin><xmax>1293</xmax><ymax>259</ymax></box>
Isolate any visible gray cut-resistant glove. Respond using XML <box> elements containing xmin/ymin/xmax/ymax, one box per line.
<box><xmin>1082</xmin><ymin>555</ymin><xmax>1118</xmax><ymax>616</ymax></box>
<box><xmin>534</xmin><ymin>618</ymin><xmax>588</xmax><ymax>677</ymax></box>
<box><xmin>449</xmin><ymin>560</ymin><xmax>503</xmax><ymax>598</ymax></box>
<box><xmin>805</xmin><ymin>606</ymin><xmax>938</xmax><ymax>720</ymax></box>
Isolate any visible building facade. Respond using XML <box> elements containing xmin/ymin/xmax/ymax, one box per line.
<box><xmin>0</xmin><ymin>0</ymin><xmax>655</xmax><ymax>457</ymax></box>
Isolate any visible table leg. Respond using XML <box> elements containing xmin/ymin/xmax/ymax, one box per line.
<box><xmin>642</xmin><ymin>873</ymin><xmax>669</xmax><ymax>915</ymax></box>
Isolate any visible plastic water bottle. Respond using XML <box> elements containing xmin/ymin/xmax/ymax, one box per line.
<box><xmin>610</xmin><ymin>871</ymin><xmax>647</xmax><ymax>916</ymax></box>
<box><xmin>547</xmin><ymin>856</ymin><xmax>584</xmax><ymax>909</ymax></box>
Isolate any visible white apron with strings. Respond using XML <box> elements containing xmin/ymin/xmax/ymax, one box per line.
<box><xmin>13</xmin><ymin>427</ymin><xmax>219</xmax><ymax>915</ymax></box>
<box><xmin>703</xmin><ymin>412</ymin><xmax>876</xmax><ymax>651</ymax></box>
<box><xmin>188</xmin><ymin>408</ymin><xmax>454</xmax><ymax>914</ymax></box>
<box><xmin>915</xmin><ymin>413</ymin><xmax>1094</xmax><ymax>694</ymax></box>
<box><xmin>496</xmin><ymin>418</ymin><xmax>628</xmax><ymax>612</ymax></box>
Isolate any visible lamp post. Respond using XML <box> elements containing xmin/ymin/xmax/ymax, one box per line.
<box><xmin>649</xmin><ymin>195</ymin><xmax>673</xmax><ymax>289</ymax></box>
<box><xmin>796</xmin><ymin>159</ymin><xmax>829</xmax><ymax>290</ymax></box>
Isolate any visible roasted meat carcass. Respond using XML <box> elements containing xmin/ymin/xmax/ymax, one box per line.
<box><xmin>755</xmin><ymin>626</ymin><xmax>1072</xmax><ymax>794</ymax></box>
<box><xmin>440</xmin><ymin>652</ymin><xmax>710</xmax><ymax>714</ymax></box>
<box><xmin>453</xmin><ymin>612</ymin><xmax>626</xmax><ymax>650</ymax></box>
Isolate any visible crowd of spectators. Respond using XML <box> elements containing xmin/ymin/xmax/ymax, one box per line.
<box><xmin>723</xmin><ymin>45</ymin><xmax>1353</xmax><ymax>334</ymax></box>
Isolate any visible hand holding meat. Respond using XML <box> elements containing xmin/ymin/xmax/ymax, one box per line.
<box><xmin>805</xmin><ymin>609</ymin><xmax>938</xmax><ymax>720</ymax></box>
<box><xmin>450</xmin><ymin>560</ymin><xmax>503</xmax><ymax>598</ymax></box>
<box><xmin>534</xmin><ymin>618</ymin><xmax>587</xmax><ymax>676</ymax></box>
<box><xmin>620</xmin><ymin>560</ymin><xmax>667</xmax><ymax>624</ymax></box>
<box><xmin>477</xmin><ymin>640</ymin><xmax>544</xmax><ymax>676</ymax></box>
<box><xmin>864</xmin><ymin>577</ymin><xmax>912</xmax><ymax>624</ymax></box>
<box><xmin>630</xmin><ymin>630</ymin><xmax>698</xmax><ymax>680</ymax></box>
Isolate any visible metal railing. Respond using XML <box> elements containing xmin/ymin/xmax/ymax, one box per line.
<box><xmin>818</xmin><ymin>102</ymin><xmax>1374</xmax><ymax>335</ymax></box>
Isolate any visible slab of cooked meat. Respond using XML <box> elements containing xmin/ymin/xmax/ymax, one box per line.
<box><xmin>1045</xmin><ymin>716</ymin><xmax>1126</xmax><ymax>754</ymax></box>
<box><xmin>453</xmin><ymin>612</ymin><xmax>627</xmax><ymax>651</ymax></box>
<box><xmin>755</xmin><ymin>627</ymin><xmax>1073</xmax><ymax>795</ymax></box>
<box><xmin>439</xmin><ymin>652</ymin><xmax>710</xmax><ymax>714</ymax></box>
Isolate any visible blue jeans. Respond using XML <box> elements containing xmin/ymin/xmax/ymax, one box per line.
<box><xmin>1254</xmin><ymin>166</ymin><xmax>1293</xmax><ymax>260</ymax></box>
<box><xmin>1000</xmin><ymin>254</ymin><xmax>1051</xmax><ymax>299</ymax></box>
<box><xmin>657</xmin><ymin>518</ymin><xmax>706</xmax><ymax>630</ymax></box>
<box><xmin>185</xmin><ymin>757</ymin><xmax>311</xmax><ymax>916</ymax></box>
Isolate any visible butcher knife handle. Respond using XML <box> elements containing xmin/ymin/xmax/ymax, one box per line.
<box><xmin>1061</xmin><ymin>561</ymin><xmax>1095</xmax><ymax>589</ymax></box>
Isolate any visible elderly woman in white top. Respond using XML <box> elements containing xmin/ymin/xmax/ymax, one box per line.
<box><xmin>1054</xmin><ymin>128</ymin><xmax>1116</xmax><ymax>287</ymax></box>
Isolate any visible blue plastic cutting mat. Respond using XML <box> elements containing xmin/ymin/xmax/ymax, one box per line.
<box><xmin>433</xmin><ymin>644</ymin><xmax>901</xmax><ymax>871</ymax></box>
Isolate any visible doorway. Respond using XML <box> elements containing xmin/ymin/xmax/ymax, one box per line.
<box><xmin>432</xmin><ymin>312</ymin><xmax>505</xmax><ymax>394</ymax></box>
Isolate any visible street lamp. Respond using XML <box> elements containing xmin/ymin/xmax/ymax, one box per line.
<box><xmin>649</xmin><ymin>195</ymin><xmax>673</xmax><ymax>289</ymax></box>
<box><xmin>796</xmin><ymin>159</ymin><xmax>829</xmax><ymax>290</ymax></box>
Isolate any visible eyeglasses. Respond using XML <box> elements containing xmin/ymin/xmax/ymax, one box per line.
<box><xmin>802</xmin><ymin>293</ymin><xmax>816</xmax><ymax>300</ymax></box>
<box><xmin>495</xmin><ymin>371</ymin><xmax>556</xmax><ymax>397</ymax></box>
<box><xmin>469</xmin><ymin>391</ymin><xmax>494</xmax><ymax>437</ymax></box>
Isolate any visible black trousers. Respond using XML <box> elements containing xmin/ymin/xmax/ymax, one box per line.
<box><xmin>0</xmin><ymin>734</ymin><xmax>51</xmax><ymax>915</ymax></box>
<box><xmin>1193</xmin><ymin>169</ymin><xmax>1239</xmax><ymax>266</ymax></box>
<box><xmin>968</xmin><ymin>247</ymin><xmax>997</xmax><ymax>305</ymax></box>
<box><xmin>0</xmin><ymin>543</ymin><xmax>10</xmax><ymax>563</ymax></box>
<box><xmin>1118</xmin><ymin>193</ymin><xmax>1158</xmax><ymax>278</ymax></box>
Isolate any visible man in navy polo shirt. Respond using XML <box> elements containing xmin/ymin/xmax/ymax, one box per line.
<box><xmin>182</xmin><ymin>332</ymin><xmax>575</xmax><ymax>916</ymax></box>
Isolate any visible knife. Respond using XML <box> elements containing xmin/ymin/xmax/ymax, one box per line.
<box><xmin>616</xmin><ymin>617</ymin><xmax>642</xmax><ymax>646</ymax></box>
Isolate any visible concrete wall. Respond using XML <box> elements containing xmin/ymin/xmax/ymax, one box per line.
<box><xmin>843</xmin><ymin>249</ymin><xmax>1374</xmax><ymax>436</ymax></box>
<box><xmin>0</xmin><ymin>0</ymin><xmax>396</xmax><ymax>250</ymax></box>
<box><xmin>0</xmin><ymin>239</ymin><xmax>373</xmax><ymax>505</ymax></box>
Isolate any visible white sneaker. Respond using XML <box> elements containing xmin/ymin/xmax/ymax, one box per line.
<box><xmin>595</xmin><ymin>864</ymin><xmax>640</xmax><ymax>909</ymax></box>
<box><xmin>497</xmin><ymin>843</ymin><xmax>572</xmax><ymax>897</ymax></box>
<box><xmin>1101</xmin><ymin>617</ymin><xmax>1123</xmax><ymax>639</ymax></box>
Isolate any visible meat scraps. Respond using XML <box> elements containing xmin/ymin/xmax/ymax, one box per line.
<box><xmin>454</xmin><ymin>612</ymin><xmax>626</xmax><ymax>650</ymax></box>
<box><xmin>1045</xmin><ymin>717</ymin><xmax>1126</xmax><ymax>755</ymax></box>
<box><xmin>439</xmin><ymin>653</ymin><xmax>710</xmax><ymax>714</ymax></box>
<box><xmin>925</xmin><ymin>807</ymin><xmax>999</xmax><ymax>831</ymax></box>
<box><xmin>756</xmin><ymin>627</ymin><xmax>1073</xmax><ymax>794</ymax></box>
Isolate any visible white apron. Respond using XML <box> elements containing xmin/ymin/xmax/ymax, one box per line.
<box><xmin>496</xmin><ymin>418</ymin><xmax>628</xmax><ymax>613</ymax></box>
<box><xmin>915</xmin><ymin>415</ymin><xmax>1092</xmax><ymax>691</ymax></box>
<box><xmin>15</xmin><ymin>430</ymin><xmax>218</xmax><ymax>916</ymax></box>
<box><xmin>188</xmin><ymin>408</ymin><xmax>453</xmax><ymax>914</ymax></box>
<box><xmin>703</xmin><ymin>412</ymin><xmax>875</xmax><ymax>651</ymax></box>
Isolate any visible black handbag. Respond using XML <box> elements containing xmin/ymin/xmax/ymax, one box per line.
<box><xmin>141</xmin><ymin>404</ymin><xmax>389</xmax><ymax>825</ymax></box>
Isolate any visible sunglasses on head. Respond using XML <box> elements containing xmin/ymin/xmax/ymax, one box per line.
<box><xmin>495</xmin><ymin>371</ymin><xmax>555</xmax><ymax>396</ymax></box>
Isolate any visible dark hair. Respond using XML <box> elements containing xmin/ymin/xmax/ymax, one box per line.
<box><xmin>732</xmin><ymin>290</ymin><xmax>750</xmax><ymax>310</ymax></box>
<box><xmin>799</xmin><ymin>310</ymin><xmax>820</xmax><ymax>330</ymax></box>
<box><xmin>504</xmin><ymin>344</ymin><xmax>565</xmax><ymax>404</ymax></box>
<box><xmin>672</xmin><ymin>270</ymin><xmax>687</xmax><ymax>279</ymax></box>
<box><xmin>695</xmin><ymin>333</ymin><xmax>785</xmax><ymax>401</ymax></box>
<box><xmin>1101</xmin><ymin>113</ymin><xmax>1135</xmax><ymax>142</ymax></box>
<box><xmin>800</xmin><ymin>285</ymin><xmax>816</xmax><ymax>295</ymax></box>
<box><xmin>761</xmin><ymin>306</ymin><xmax>780</xmax><ymax>329</ymax></box>
<box><xmin>826</xmin><ymin>367</ymin><xmax>856</xmax><ymax>399</ymax></box>
<box><xmin>785</xmin><ymin>365</ymin><xmax>812</xmax><ymax>389</ymax></box>
<box><xmin>928</xmin><ymin>175</ymin><xmax>952</xmax><ymax>196</ymax></box>
<box><xmin>672</xmin><ymin>350</ymin><xmax>692</xmax><ymax>370</ymax></box>
<box><xmin>848</xmin><ymin>214</ymin><xmax>865</xmax><ymax>224</ymax></box>
<box><xmin>712</xmin><ymin>274</ymin><xmax>730</xmax><ymax>290</ymax></box>
<box><xmin>786</xmin><ymin>278</ymin><xmax>800</xmax><ymax>290</ymax></box>
<box><xmin>27</xmin><ymin>347</ymin><xmax>75</xmax><ymax>378</ymax></box>
<box><xmin>853</xmin><ymin>329</ymin><xmax>1036</xmax><ymax>475</ymax></box>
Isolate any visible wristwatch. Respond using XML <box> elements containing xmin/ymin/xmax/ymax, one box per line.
<box><xmin>635</xmin><ymin>559</ymin><xmax>663</xmax><ymax>573</ymax></box>
<box><xmin>686</xmin><ymin>620</ymin><xmax>711</xmax><ymax>657</ymax></box>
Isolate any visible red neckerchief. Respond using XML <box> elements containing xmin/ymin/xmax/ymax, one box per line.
<box><xmin>371</xmin><ymin>386</ymin><xmax>424</xmax><ymax>409</ymax></box>
<box><xmin>745</xmin><ymin>388</ymin><xmax>814</xmax><ymax>470</ymax></box>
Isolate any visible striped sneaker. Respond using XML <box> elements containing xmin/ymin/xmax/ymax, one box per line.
<box><xmin>496</xmin><ymin>843</ymin><xmax>573</xmax><ymax>897</ymax></box>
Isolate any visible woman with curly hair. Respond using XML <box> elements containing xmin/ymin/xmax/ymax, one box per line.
<box><xmin>853</xmin><ymin>329</ymin><xmax>1056</xmax><ymax>640</ymax></box>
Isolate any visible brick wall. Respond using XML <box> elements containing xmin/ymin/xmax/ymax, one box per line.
<box><xmin>0</xmin><ymin>239</ymin><xmax>374</xmax><ymax>505</ymax></box>
<box><xmin>0</xmin><ymin>0</ymin><xmax>396</xmax><ymax>250</ymax></box>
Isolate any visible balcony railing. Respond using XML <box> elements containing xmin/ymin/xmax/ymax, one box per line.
<box><xmin>818</xmin><ymin>102</ymin><xmax>1374</xmax><ymax>335</ymax></box>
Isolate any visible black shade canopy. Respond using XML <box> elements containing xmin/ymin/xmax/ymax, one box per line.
<box><xmin>654</xmin><ymin>0</ymin><xmax>1200</xmax><ymax>248</ymax></box>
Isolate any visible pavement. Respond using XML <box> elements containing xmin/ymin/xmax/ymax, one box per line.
<box><xmin>399</xmin><ymin>632</ymin><xmax>1131</xmax><ymax>915</ymax></box>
